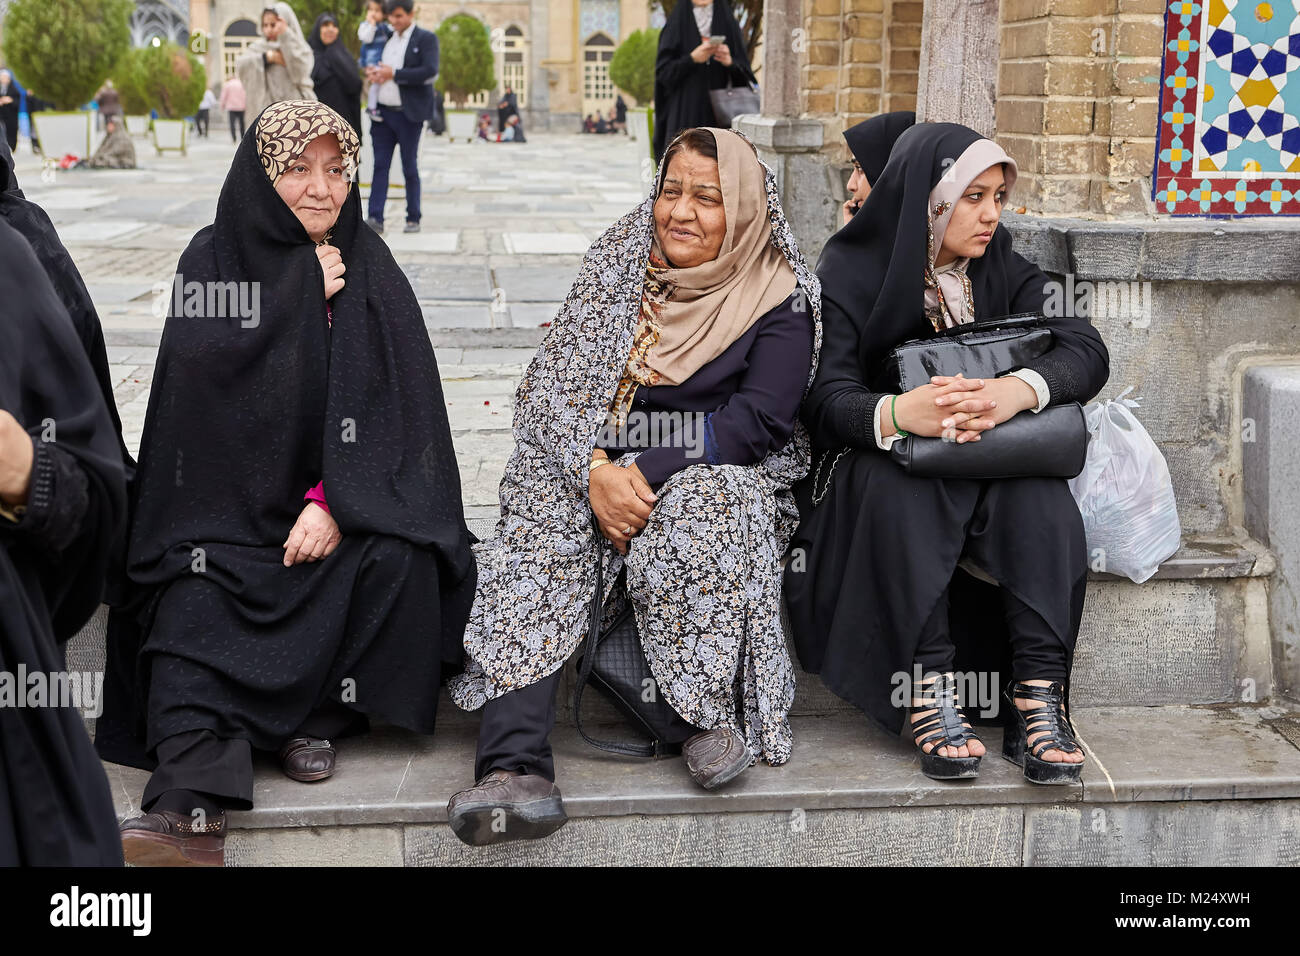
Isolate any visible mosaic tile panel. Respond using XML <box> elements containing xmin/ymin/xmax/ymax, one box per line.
<box><xmin>1154</xmin><ymin>0</ymin><xmax>1300</xmax><ymax>215</ymax></box>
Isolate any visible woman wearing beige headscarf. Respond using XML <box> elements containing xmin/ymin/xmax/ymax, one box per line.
<box><xmin>236</xmin><ymin>3</ymin><xmax>316</xmax><ymax>121</ymax></box>
<box><xmin>444</xmin><ymin>127</ymin><xmax>822</xmax><ymax>847</ymax></box>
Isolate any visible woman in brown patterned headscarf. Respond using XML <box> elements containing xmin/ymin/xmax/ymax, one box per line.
<box><xmin>101</xmin><ymin>101</ymin><xmax>476</xmax><ymax>866</ymax></box>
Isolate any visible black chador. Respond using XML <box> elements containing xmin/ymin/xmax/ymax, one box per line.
<box><xmin>784</xmin><ymin>123</ymin><xmax>1110</xmax><ymax>733</ymax></box>
<box><xmin>0</xmin><ymin>219</ymin><xmax>127</xmax><ymax>865</ymax></box>
<box><xmin>95</xmin><ymin>113</ymin><xmax>477</xmax><ymax>808</ymax></box>
<box><xmin>652</xmin><ymin>1</ymin><xmax>754</xmax><ymax>163</ymax></box>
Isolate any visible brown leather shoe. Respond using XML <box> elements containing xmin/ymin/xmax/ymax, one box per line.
<box><xmin>120</xmin><ymin>810</ymin><xmax>226</xmax><ymax>867</ymax></box>
<box><xmin>278</xmin><ymin>737</ymin><xmax>336</xmax><ymax>782</ymax></box>
<box><xmin>682</xmin><ymin>727</ymin><xmax>752</xmax><ymax>790</ymax></box>
<box><xmin>446</xmin><ymin>770</ymin><xmax>567</xmax><ymax>847</ymax></box>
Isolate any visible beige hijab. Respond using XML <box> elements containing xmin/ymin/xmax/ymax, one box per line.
<box><xmin>643</xmin><ymin>128</ymin><xmax>797</xmax><ymax>386</ymax></box>
<box><xmin>923</xmin><ymin>138</ymin><xmax>1017</xmax><ymax>329</ymax></box>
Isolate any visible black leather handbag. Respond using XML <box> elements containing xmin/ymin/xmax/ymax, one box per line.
<box><xmin>882</xmin><ymin>313</ymin><xmax>1087</xmax><ymax>479</ymax></box>
<box><xmin>573</xmin><ymin>521</ymin><xmax>684</xmax><ymax>758</ymax></box>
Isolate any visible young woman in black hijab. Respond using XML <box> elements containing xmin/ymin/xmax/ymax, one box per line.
<box><xmin>652</xmin><ymin>0</ymin><xmax>754</xmax><ymax>162</ymax></box>
<box><xmin>99</xmin><ymin>101</ymin><xmax>476</xmax><ymax>866</ymax></box>
<box><xmin>309</xmin><ymin>13</ymin><xmax>363</xmax><ymax>144</ymax></box>
<box><xmin>840</xmin><ymin>110</ymin><xmax>914</xmax><ymax>224</ymax></box>
<box><xmin>0</xmin><ymin>218</ymin><xmax>127</xmax><ymax>865</ymax></box>
<box><xmin>785</xmin><ymin>122</ymin><xmax>1109</xmax><ymax>784</ymax></box>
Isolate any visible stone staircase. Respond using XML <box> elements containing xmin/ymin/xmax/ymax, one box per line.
<box><xmin>75</xmin><ymin>258</ymin><xmax>1300</xmax><ymax>862</ymax></box>
<box><xmin>69</xmin><ymin>508</ymin><xmax>1300</xmax><ymax>867</ymax></box>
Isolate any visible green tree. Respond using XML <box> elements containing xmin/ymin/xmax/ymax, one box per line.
<box><xmin>2</xmin><ymin>0</ymin><xmax>132</xmax><ymax>110</ymax></box>
<box><xmin>112</xmin><ymin>48</ymin><xmax>151</xmax><ymax>115</ymax></box>
<box><xmin>656</xmin><ymin>0</ymin><xmax>763</xmax><ymax>60</ymax></box>
<box><xmin>119</xmin><ymin>42</ymin><xmax>207</xmax><ymax>119</ymax></box>
<box><xmin>285</xmin><ymin>0</ymin><xmax>367</xmax><ymax>58</ymax></box>
<box><xmin>609</xmin><ymin>28</ymin><xmax>659</xmax><ymax>105</ymax></box>
<box><xmin>434</xmin><ymin>14</ymin><xmax>495</xmax><ymax>109</ymax></box>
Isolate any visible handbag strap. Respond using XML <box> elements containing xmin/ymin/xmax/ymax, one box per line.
<box><xmin>573</xmin><ymin>513</ymin><xmax>659</xmax><ymax>758</ymax></box>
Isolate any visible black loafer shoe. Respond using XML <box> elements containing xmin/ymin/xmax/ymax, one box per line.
<box><xmin>278</xmin><ymin>736</ymin><xmax>336</xmax><ymax>782</ymax></box>
<box><xmin>447</xmin><ymin>770</ymin><xmax>567</xmax><ymax>846</ymax></box>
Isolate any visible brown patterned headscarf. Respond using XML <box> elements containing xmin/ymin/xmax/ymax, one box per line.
<box><xmin>254</xmin><ymin>99</ymin><xmax>360</xmax><ymax>188</ymax></box>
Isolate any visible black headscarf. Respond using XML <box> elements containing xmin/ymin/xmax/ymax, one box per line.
<box><xmin>808</xmin><ymin>121</ymin><xmax>1109</xmax><ymax>444</ymax></box>
<box><xmin>125</xmin><ymin>102</ymin><xmax>473</xmax><ymax>592</ymax></box>
<box><xmin>843</xmin><ymin>110</ymin><xmax>914</xmax><ymax>186</ymax></box>
<box><xmin>0</xmin><ymin>217</ymin><xmax>125</xmax><ymax>864</ymax></box>
<box><xmin>818</xmin><ymin>123</ymin><xmax>1039</xmax><ymax>387</ymax></box>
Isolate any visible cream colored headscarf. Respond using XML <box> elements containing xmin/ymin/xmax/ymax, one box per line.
<box><xmin>641</xmin><ymin>128</ymin><xmax>798</xmax><ymax>387</ymax></box>
<box><xmin>923</xmin><ymin>138</ymin><xmax>1018</xmax><ymax>329</ymax></box>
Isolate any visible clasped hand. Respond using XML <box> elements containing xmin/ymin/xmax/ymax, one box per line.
<box><xmin>889</xmin><ymin>374</ymin><xmax>1038</xmax><ymax>444</ymax></box>
<box><xmin>589</xmin><ymin>459</ymin><xmax>657</xmax><ymax>556</ymax></box>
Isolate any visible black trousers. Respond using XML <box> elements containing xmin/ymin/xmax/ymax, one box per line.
<box><xmin>141</xmin><ymin>698</ymin><xmax>365</xmax><ymax>813</ymax></box>
<box><xmin>475</xmin><ymin>669</ymin><xmax>699</xmax><ymax>783</ymax></box>
<box><xmin>195</xmin><ymin>110</ymin><xmax>209</xmax><ymax>137</ymax></box>
<box><xmin>914</xmin><ymin>580</ymin><xmax>1066</xmax><ymax>682</ymax></box>
<box><xmin>228</xmin><ymin>110</ymin><xmax>245</xmax><ymax>142</ymax></box>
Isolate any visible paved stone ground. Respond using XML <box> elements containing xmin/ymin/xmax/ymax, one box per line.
<box><xmin>10</xmin><ymin>128</ymin><xmax>650</xmax><ymax>510</ymax></box>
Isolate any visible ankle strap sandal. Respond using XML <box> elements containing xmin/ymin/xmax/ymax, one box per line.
<box><xmin>908</xmin><ymin>672</ymin><xmax>982</xmax><ymax>780</ymax></box>
<box><xmin>1002</xmin><ymin>680</ymin><xmax>1084</xmax><ymax>785</ymax></box>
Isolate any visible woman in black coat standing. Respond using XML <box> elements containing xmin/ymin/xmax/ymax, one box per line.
<box><xmin>652</xmin><ymin>0</ymin><xmax>754</xmax><ymax>163</ymax></box>
<box><xmin>309</xmin><ymin>13</ymin><xmax>363</xmax><ymax>145</ymax></box>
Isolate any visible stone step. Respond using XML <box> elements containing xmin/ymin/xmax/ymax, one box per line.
<box><xmin>66</xmin><ymin>534</ymin><xmax>1277</xmax><ymax>737</ymax></box>
<box><xmin>99</xmin><ymin>703</ymin><xmax>1300</xmax><ymax>866</ymax></box>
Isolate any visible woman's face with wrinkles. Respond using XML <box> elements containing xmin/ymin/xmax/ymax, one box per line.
<box><xmin>274</xmin><ymin>134</ymin><xmax>349</xmax><ymax>243</ymax></box>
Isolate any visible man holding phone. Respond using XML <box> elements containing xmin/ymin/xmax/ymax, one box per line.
<box><xmin>652</xmin><ymin>0</ymin><xmax>756</xmax><ymax>163</ymax></box>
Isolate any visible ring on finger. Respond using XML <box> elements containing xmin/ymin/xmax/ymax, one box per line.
<box><xmin>622</xmin><ymin>525</ymin><xmax>633</xmax><ymax>536</ymax></box>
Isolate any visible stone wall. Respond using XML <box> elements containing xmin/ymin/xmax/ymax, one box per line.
<box><xmin>995</xmin><ymin>0</ymin><xmax>1165</xmax><ymax>217</ymax></box>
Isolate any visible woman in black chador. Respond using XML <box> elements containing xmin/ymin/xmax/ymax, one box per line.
<box><xmin>98</xmin><ymin>101</ymin><xmax>477</xmax><ymax>866</ymax></box>
<box><xmin>308</xmin><ymin>13</ymin><xmax>363</xmax><ymax>144</ymax></box>
<box><xmin>0</xmin><ymin>218</ymin><xmax>126</xmax><ymax>866</ymax></box>
<box><xmin>785</xmin><ymin>122</ymin><xmax>1109</xmax><ymax>785</ymax></box>
<box><xmin>652</xmin><ymin>0</ymin><xmax>754</xmax><ymax>163</ymax></box>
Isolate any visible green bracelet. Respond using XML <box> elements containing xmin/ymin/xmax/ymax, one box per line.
<box><xmin>891</xmin><ymin>394</ymin><xmax>909</xmax><ymax>438</ymax></box>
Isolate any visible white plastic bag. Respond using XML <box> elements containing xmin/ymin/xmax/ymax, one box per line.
<box><xmin>1067</xmin><ymin>387</ymin><xmax>1181</xmax><ymax>583</ymax></box>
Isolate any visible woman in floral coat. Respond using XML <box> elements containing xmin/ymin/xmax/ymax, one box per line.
<box><xmin>447</xmin><ymin>127</ymin><xmax>822</xmax><ymax>846</ymax></box>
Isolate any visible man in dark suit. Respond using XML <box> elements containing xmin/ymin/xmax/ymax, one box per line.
<box><xmin>365</xmin><ymin>0</ymin><xmax>437</xmax><ymax>234</ymax></box>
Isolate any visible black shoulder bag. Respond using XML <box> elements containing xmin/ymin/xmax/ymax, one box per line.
<box><xmin>881</xmin><ymin>313</ymin><xmax>1087</xmax><ymax>479</ymax></box>
<box><xmin>572</xmin><ymin>517</ymin><xmax>685</xmax><ymax>758</ymax></box>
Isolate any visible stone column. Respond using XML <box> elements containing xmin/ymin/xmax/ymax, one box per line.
<box><xmin>915</xmin><ymin>0</ymin><xmax>1001</xmax><ymax>135</ymax></box>
<box><xmin>736</xmin><ymin>0</ymin><xmax>837</xmax><ymax>262</ymax></box>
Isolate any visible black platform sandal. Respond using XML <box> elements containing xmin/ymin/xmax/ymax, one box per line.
<box><xmin>1002</xmin><ymin>680</ymin><xmax>1084</xmax><ymax>785</ymax></box>
<box><xmin>908</xmin><ymin>672</ymin><xmax>982</xmax><ymax>780</ymax></box>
